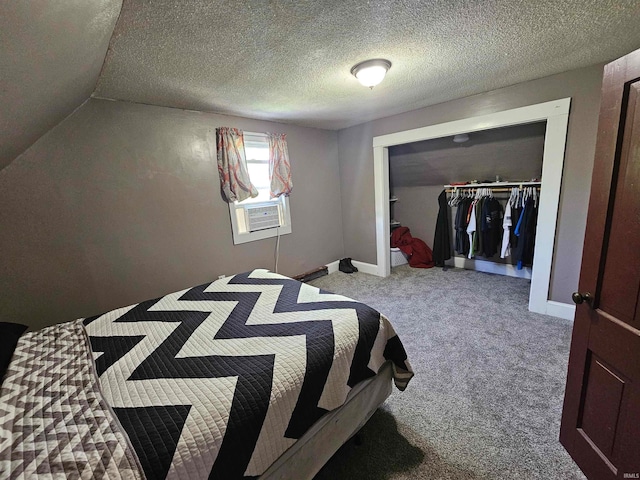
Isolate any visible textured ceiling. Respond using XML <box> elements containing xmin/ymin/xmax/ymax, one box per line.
<box><xmin>389</xmin><ymin>122</ymin><xmax>546</xmax><ymax>187</ymax></box>
<box><xmin>0</xmin><ymin>0</ymin><xmax>122</xmax><ymax>169</ymax></box>
<box><xmin>94</xmin><ymin>0</ymin><xmax>640</xmax><ymax>130</ymax></box>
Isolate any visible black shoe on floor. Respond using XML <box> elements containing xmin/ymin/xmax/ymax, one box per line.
<box><xmin>339</xmin><ymin>258</ymin><xmax>355</xmax><ymax>274</ymax></box>
<box><xmin>346</xmin><ymin>258</ymin><xmax>358</xmax><ymax>272</ymax></box>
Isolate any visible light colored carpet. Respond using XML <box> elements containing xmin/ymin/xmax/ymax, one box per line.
<box><xmin>310</xmin><ymin>265</ymin><xmax>586</xmax><ymax>480</ymax></box>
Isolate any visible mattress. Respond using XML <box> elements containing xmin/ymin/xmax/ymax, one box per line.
<box><xmin>0</xmin><ymin>269</ymin><xmax>413</xmax><ymax>479</ymax></box>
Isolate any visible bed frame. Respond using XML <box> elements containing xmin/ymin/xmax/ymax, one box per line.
<box><xmin>259</xmin><ymin>361</ymin><xmax>394</xmax><ymax>479</ymax></box>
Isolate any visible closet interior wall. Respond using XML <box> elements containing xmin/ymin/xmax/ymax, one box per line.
<box><xmin>391</xmin><ymin>185</ymin><xmax>442</xmax><ymax>247</ymax></box>
<box><xmin>389</xmin><ymin>122</ymin><xmax>546</xmax><ymax>272</ymax></box>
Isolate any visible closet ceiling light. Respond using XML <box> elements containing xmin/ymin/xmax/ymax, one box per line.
<box><xmin>453</xmin><ymin>133</ymin><xmax>470</xmax><ymax>143</ymax></box>
<box><xmin>351</xmin><ymin>59</ymin><xmax>392</xmax><ymax>88</ymax></box>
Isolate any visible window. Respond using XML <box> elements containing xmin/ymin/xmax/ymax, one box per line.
<box><xmin>228</xmin><ymin>132</ymin><xmax>292</xmax><ymax>245</ymax></box>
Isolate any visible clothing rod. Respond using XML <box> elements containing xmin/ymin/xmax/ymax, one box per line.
<box><xmin>445</xmin><ymin>187</ymin><xmax>540</xmax><ymax>194</ymax></box>
<box><xmin>443</xmin><ymin>181</ymin><xmax>541</xmax><ymax>189</ymax></box>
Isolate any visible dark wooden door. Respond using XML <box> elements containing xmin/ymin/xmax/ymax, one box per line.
<box><xmin>560</xmin><ymin>49</ymin><xmax>640</xmax><ymax>479</ymax></box>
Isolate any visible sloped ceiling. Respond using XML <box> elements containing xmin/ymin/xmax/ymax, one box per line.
<box><xmin>389</xmin><ymin>123</ymin><xmax>546</xmax><ymax>187</ymax></box>
<box><xmin>3</xmin><ymin>0</ymin><xmax>640</xmax><ymax>164</ymax></box>
<box><xmin>94</xmin><ymin>0</ymin><xmax>640</xmax><ymax>130</ymax></box>
<box><xmin>0</xmin><ymin>0</ymin><xmax>122</xmax><ymax>170</ymax></box>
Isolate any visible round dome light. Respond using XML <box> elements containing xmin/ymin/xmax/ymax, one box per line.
<box><xmin>351</xmin><ymin>59</ymin><xmax>392</xmax><ymax>88</ymax></box>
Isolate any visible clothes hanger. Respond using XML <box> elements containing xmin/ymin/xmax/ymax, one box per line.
<box><xmin>448</xmin><ymin>188</ymin><xmax>455</xmax><ymax>207</ymax></box>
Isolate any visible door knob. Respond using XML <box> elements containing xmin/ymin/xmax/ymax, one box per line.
<box><xmin>572</xmin><ymin>292</ymin><xmax>592</xmax><ymax>305</ymax></box>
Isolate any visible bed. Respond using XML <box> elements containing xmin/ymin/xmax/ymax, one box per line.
<box><xmin>0</xmin><ymin>269</ymin><xmax>413</xmax><ymax>479</ymax></box>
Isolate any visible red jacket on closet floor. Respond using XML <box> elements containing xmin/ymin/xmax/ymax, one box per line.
<box><xmin>390</xmin><ymin>227</ymin><xmax>435</xmax><ymax>268</ymax></box>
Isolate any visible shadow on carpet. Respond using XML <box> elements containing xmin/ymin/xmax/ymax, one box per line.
<box><xmin>315</xmin><ymin>408</ymin><xmax>480</xmax><ymax>480</ymax></box>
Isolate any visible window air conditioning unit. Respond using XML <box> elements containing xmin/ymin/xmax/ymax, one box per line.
<box><xmin>246</xmin><ymin>204</ymin><xmax>281</xmax><ymax>232</ymax></box>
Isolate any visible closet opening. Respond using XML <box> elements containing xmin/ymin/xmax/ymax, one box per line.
<box><xmin>372</xmin><ymin>99</ymin><xmax>572</xmax><ymax>319</ymax></box>
<box><xmin>389</xmin><ymin>122</ymin><xmax>545</xmax><ymax>279</ymax></box>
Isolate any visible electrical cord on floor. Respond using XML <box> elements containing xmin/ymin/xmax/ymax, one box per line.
<box><xmin>275</xmin><ymin>227</ymin><xmax>280</xmax><ymax>274</ymax></box>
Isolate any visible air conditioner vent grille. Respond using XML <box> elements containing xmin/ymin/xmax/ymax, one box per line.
<box><xmin>246</xmin><ymin>204</ymin><xmax>281</xmax><ymax>232</ymax></box>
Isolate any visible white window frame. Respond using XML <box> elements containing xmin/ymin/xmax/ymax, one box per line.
<box><xmin>227</xmin><ymin>132</ymin><xmax>292</xmax><ymax>245</ymax></box>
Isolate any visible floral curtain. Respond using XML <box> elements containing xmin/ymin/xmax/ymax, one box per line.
<box><xmin>268</xmin><ymin>133</ymin><xmax>293</xmax><ymax>198</ymax></box>
<box><xmin>216</xmin><ymin>127</ymin><xmax>258</xmax><ymax>203</ymax></box>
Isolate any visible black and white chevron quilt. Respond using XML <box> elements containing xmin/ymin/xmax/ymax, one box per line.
<box><xmin>83</xmin><ymin>269</ymin><xmax>413</xmax><ymax>479</ymax></box>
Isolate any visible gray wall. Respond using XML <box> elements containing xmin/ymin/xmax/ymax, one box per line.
<box><xmin>0</xmin><ymin>0</ymin><xmax>122</xmax><ymax>169</ymax></box>
<box><xmin>338</xmin><ymin>64</ymin><xmax>604</xmax><ymax>304</ymax></box>
<box><xmin>391</xmin><ymin>186</ymin><xmax>443</xmax><ymax>249</ymax></box>
<box><xmin>0</xmin><ymin>98</ymin><xmax>343</xmax><ymax>330</ymax></box>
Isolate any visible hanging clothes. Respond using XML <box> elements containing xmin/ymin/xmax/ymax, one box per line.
<box><xmin>445</xmin><ymin>185</ymin><xmax>539</xmax><ymax>267</ymax></box>
<box><xmin>433</xmin><ymin>190</ymin><xmax>452</xmax><ymax>267</ymax></box>
<box><xmin>513</xmin><ymin>198</ymin><xmax>538</xmax><ymax>269</ymax></box>
<box><xmin>481</xmin><ymin>197</ymin><xmax>503</xmax><ymax>258</ymax></box>
<box><xmin>500</xmin><ymin>201</ymin><xmax>512</xmax><ymax>258</ymax></box>
<box><xmin>466</xmin><ymin>200</ymin><xmax>477</xmax><ymax>259</ymax></box>
<box><xmin>454</xmin><ymin>197</ymin><xmax>471</xmax><ymax>255</ymax></box>
<box><xmin>509</xmin><ymin>204</ymin><xmax>522</xmax><ymax>258</ymax></box>
<box><xmin>474</xmin><ymin>197</ymin><xmax>484</xmax><ymax>256</ymax></box>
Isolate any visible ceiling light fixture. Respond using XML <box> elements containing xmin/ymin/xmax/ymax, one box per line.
<box><xmin>351</xmin><ymin>59</ymin><xmax>392</xmax><ymax>88</ymax></box>
<box><xmin>453</xmin><ymin>133</ymin><xmax>470</xmax><ymax>143</ymax></box>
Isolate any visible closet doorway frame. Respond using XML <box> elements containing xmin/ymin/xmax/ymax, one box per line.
<box><xmin>372</xmin><ymin>98</ymin><xmax>572</xmax><ymax>319</ymax></box>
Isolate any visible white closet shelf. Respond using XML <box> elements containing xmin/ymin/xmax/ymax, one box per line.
<box><xmin>389</xmin><ymin>197</ymin><xmax>398</xmax><ymax>203</ymax></box>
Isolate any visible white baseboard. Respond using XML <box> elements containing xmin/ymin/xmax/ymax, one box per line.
<box><xmin>350</xmin><ymin>260</ymin><xmax>379</xmax><ymax>275</ymax></box>
<box><xmin>447</xmin><ymin>256</ymin><xmax>532</xmax><ymax>279</ymax></box>
<box><xmin>326</xmin><ymin>260</ymin><xmax>340</xmax><ymax>274</ymax></box>
<box><xmin>544</xmin><ymin>300</ymin><xmax>576</xmax><ymax>321</ymax></box>
<box><xmin>327</xmin><ymin>259</ymin><xmax>378</xmax><ymax>276</ymax></box>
